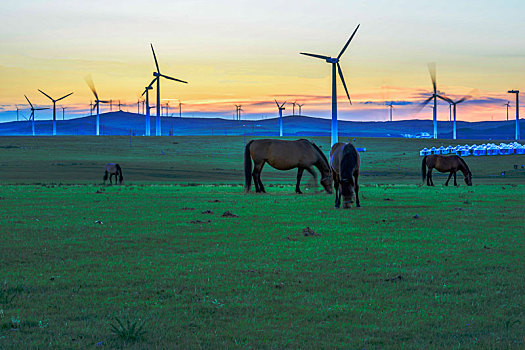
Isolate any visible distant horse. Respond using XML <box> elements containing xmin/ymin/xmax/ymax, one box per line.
<box><xmin>330</xmin><ymin>142</ymin><xmax>361</xmax><ymax>208</ymax></box>
<box><xmin>422</xmin><ymin>154</ymin><xmax>472</xmax><ymax>186</ymax></box>
<box><xmin>103</xmin><ymin>163</ymin><xmax>123</xmax><ymax>184</ymax></box>
<box><xmin>244</xmin><ymin>139</ymin><xmax>332</xmax><ymax>194</ymax></box>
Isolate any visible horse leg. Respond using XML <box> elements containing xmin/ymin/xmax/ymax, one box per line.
<box><xmin>454</xmin><ymin>172</ymin><xmax>458</xmax><ymax>186</ymax></box>
<box><xmin>253</xmin><ymin>161</ymin><xmax>266</xmax><ymax>193</ymax></box>
<box><xmin>295</xmin><ymin>168</ymin><xmax>304</xmax><ymax>194</ymax></box>
<box><xmin>334</xmin><ymin>180</ymin><xmax>340</xmax><ymax>208</ymax></box>
<box><xmin>354</xmin><ymin>172</ymin><xmax>361</xmax><ymax>207</ymax></box>
<box><xmin>427</xmin><ymin>168</ymin><xmax>434</xmax><ymax>186</ymax></box>
<box><xmin>445</xmin><ymin>172</ymin><xmax>453</xmax><ymax>186</ymax></box>
<box><xmin>109</xmin><ymin>173</ymin><xmax>113</xmax><ymax>184</ymax></box>
<box><xmin>103</xmin><ymin>171</ymin><xmax>108</xmax><ymax>184</ymax></box>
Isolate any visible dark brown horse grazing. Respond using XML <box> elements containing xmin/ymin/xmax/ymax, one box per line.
<box><xmin>422</xmin><ymin>154</ymin><xmax>472</xmax><ymax>186</ymax></box>
<box><xmin>244</xmin><ymin>139</ymin><xmax>332</xmax><ymax>194</ymax></box>
<box><xmin>330</xmin><ymin>142</ymin><xmax>361</xmax><ymax>208</ymax></box>
<box><xmin>103</xmin><ymin>163</ymin><xmax>123</xmax><ymax>184</ymax></box>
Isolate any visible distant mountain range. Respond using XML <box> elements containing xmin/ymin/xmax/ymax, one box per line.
<box><xmin>0</xmin><ymin>111</ymin><xmax>523</xmax><ymax>140</ymax></box>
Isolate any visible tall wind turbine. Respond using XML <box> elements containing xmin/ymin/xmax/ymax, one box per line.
<box><xmin>508</xmin><ymin>90</ymin><xmax>520</xmax><ymax>140</ymax></box>
<box><xmin>150</xmin><ymin>43</ymin><xmax>188</xmax><ymax>136</ymax></box>
<box><xmin>61</xmin><ymin>106</ymin><xmax>67</xmax><ymax>120</ymax></box>
<box><xmin>24</xmin><ymin>95</ymin><xmax>49</xmax><ymax>136</ymax></box>
<box><xmin>420</xmin><ymin>63</ymin><xmax>447</xmax><ymax>139</ymax></box>
<box><xmin>301</xmin><ymin>24</ymin><xmax>359</xmax><ymax>146</ymax></box>
<box><xmin>15</xmin><ymin>105</ymin><xmax>20</xmax><ymax>121</ymax></box>
<box><xmin>141</xmin><ymin>78</ymin><xmax>155</xmax><ymax>136</ymax></box>
<box><xmin>505</xmin><ymin>101</ymin><xmax>510</xmax><ymax>121</ymax></box>
<box><xmin>38</xmin><ymin>89</ymin><xmax>73</xmax><ymax>136</ymax></box>
<box><xmin>235</xmin><ymin>105</ymin><xmax>242</xmax><ymax>121</ymax></box>
<box><xmin>85</xmin><ymin>75</ymin><xmax>109</xmax><ymax>136</ymax></box>
<box><xmin>292</xmin><ymin>101</ymin><xmax>296</xmax><ymax>116</ymax></box>
<box><xmin>439</xmin><ymin>94</ymin><xmax>471</xmax><ymax>140</ymax></box>
<box><xmin>275</xmin><ymin>100</ymin><xmax>286</xmax><ymax>137</ymax></box>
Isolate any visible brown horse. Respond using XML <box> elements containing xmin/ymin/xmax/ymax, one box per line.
<box><xmin>330</xmin><ymin>142</ymin><xmax>361</xmax><ymax>208</ymax></box>
<box><xmin>244</xmin><ymin>139</ymin><xmax>332</xmax><ymax>194</ymax></box>
<box><xmin>422</xmin><ymin>154</ymin><xmax>472</xmax><ymax>186</ymax></box>
<box><xmin>103</xmin><ymin>163</ymin><xmax>123</xmax><ymax>184</ymax></box>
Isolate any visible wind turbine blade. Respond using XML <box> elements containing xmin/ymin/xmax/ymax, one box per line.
<box><xmin>84</xmin><ymin>75</ymin><xmax>99</xmax><ymax>100</ymax></box>
<box><xmin>56</xmin><ymin>92</ymin><xmax>74</xmax><ymax>102</ymax></box>
<box><xmin>147</xmin><ymin>77</ymin><xmax>158</xmax><ymax>89</ymax></box>
<box><xmin>300</xmin><ymin>52</ymin><xmax>330</xmax><ymax>60</ymax></box>
<box><xmin>456</xmin><ymin>95</ymin><xmax>471</xmax><ymax>104</ymax></box>
<box><xmin>437</xmin><ymin>95</ymin><xmax>453</xmax><ymax>104</ymax></box>
<box><xmin>280</xmin><ymin>101</ymin><xmax>287</xmax><ymax>108</ymax></box>
<box><xmin>38</xmin><ymin>89</ymin><xmax>53</xmax><ymax>101</ymax></box>
<box><xmin>428</xmin><ymin>63</ymin><xmax>437</xmax><ymax>92</ymax></box>
<box><xmin>337</xmin><ymin>63</ymin><xmax>352</xmax><ymax>105</ymax></box>
<box><xmin>160</xmin><ymin>74</ymin><xmax>188</xmax><ymax>84</ymax></box>
<box><xmin>35</xmin><ymin>107</ymin><xmax>49</xmax><ymax>110</ymax></box>
<box><xmin>150</xmin><ymin>43</ymin><xmax>160</xmax><ymax>73</ymax></box>
<box><xmin>414</xmin><ymin>96</ymin><xmax>434</xmax><ymax>114</ymax></box>
<box><xmin>24</xmin><ymin>95</ymin><xmax>34</xmax><ymax>108</ymax></box>
<box><xmin>99</xmin><ymin>100</ymin><xmax>110</xmax><ymax>103</ymax></box>
<box><xmin>338</xmin><ymin>24</ymin><xmax>360</xmax><ymax>59</ymax></box>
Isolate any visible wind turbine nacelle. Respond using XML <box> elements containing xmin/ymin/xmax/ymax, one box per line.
<box><xmin>326</xmin><ymin>57</ymin><xmax>338</xmax><ymax>64</ymax></box>
<box><xmin>153</xmin><ymin>72</ymin><xmax>160</xmax><ymax>77</ymax></box>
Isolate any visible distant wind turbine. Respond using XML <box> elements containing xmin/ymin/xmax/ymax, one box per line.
<box><xmin>235</xmin><ymin>105</ymin><xmax>242</xmax><ymax>121</ymax></box>
<box><xmin>61</xmin><ymin>106</ymin><xmax>67</xmax><ymax>120</ymax></box>
<box><xmin>85</xmin><ymin>75</ymin><xmax>109</xmax><ymax>136</ymax></box>
<box><xmin>292</xmin><ymin>101</ymin><xmax>296</xmax><ymax>116</ymax></box>
<box><xmin>301</xmin><ymin>24</ymin><xmax>359</xmax><ymax>146</ymax></box>
<box><xmin>420</xmin><ymin>63</ymin><xmax>447</xmax><ymax>139</ymax></box>
<box><xmin>438</xmin><ymin>94</ymin><xmax>471</xmax><ymax>140</ymax></box>
<box><xmin>504</xmin><ymin>101</ymin><xmax>510</xmax><ymax>121</ymax></box>
<box><xmin>386</xmin><ymin>102</ymin><xmax>394</xmax><ymax>122</ymax></box>
<box><xmin>508</xmin><ymin>90</ymin><xmax>520</xmax><ymax>140</ymax></box>
<box><xmin>38</xmin><ymin>89</ymin><xmax>73</xmax><ymax>136</ymax></box>
<box><xmin>275</xmin><ymin>100</ymin><xmax>286</xmax><ymax>137</ymax></box>
<box><xmin>24</xmin><ymin>95</ymin><xmax>49</xmax><ymax>136</ymax></box>
<box><xmin>150</xmin><ymin>43</ymin><xmax>188</xmax><ymax>136</ymax></box>
<box><xmin>141</xmin><ymin>78</ymin><xmax>156</xmax><ymax>136</ymax></box>
<box><xmin>297</xmin><ymin>103</ymin><xmax>304</xmax><ymax>116</ymax></box>
<box><xmin>15</xmin><ymin>105</ymin><xmax>19</xmax><ymax>121</ymax></box>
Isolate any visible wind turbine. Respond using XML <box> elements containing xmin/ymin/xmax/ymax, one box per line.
<box><xmin>297</xmin><ymin>103</ymin><xmax>304</xmax><ymax>116</ymax></box>
<box><xmin>438</xmin><ymin>94</ymin><xmax>471</xmax><ymax>140</ymax></box>
<box><xmin>150</xmin><ymin>43</ymin><xmax>188</xmax><ymax>136</ymax></box>
<box><xmin>420</xmin><ymin>63</ymin><xmax>448</xmax><ymax>139</ymax></box>
<box><xmin>38</xmin><ymin>89</ymin><xmax>73</xmax><ymax>136</ymax></box>
<box><xmin>178</xmin><ymin>100</ymin><xmax>182</xmax><ymax>118</ymax></box>
<box><xmin>508</xmin><ymin>90</ymin><xmax>520</xmax><ymax>140</ymax></box>
<box><xmin>24</xmin><ymin>95</ymin><xmax>49</xmax><ymax>136</ymax></box>
<box><xmin>61</xmin><ymin>106</ymin><xmax>67</xmax><ymax>120</ymax></box>
<box><xmin>505</xmin><ymin>101</ymin><xmax>510</xmax><ymax>121</ymax></box>
<box><xmin>235</xmin><ymin>105</ymin><xmax>242</xmax><ymax>121</ymax></box>
<box><xmin>275</xmin><ymin>100</ymin><xmax>286</xmax><ymax>137</ymax></box>
<box><xmin>292</xmin><ymin>101</ymin><xmax>296</xmax><ymax>116</ymax></box>
<box><xmin>301</xmin><ymin>24</ymin><xmax>359</xmax><ymax>146</ymax></box>
<box><xmin>141</xmin><ymin>78</ymin><xmax>155</xmax><ymax>136</ymax></box>
<box><xmin>85</xmin><ymin>75</ymin><xmax>109</xmax><ymax>136</ymax></box>
<box><xmin>15</xmin><ymin>105</ymin><xmax>20</xmax><ymax>121</ymax></box>
<box><xmin>386</xmin><ymin>102</ymin><xmax>394</xmax><ymax>122</ymax></box>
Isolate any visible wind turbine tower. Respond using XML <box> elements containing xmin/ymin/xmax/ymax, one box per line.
<box><xmin>439</xmin><ymin>94</ymin><xmax>471</xmax><ymax>140</ymax></box>
<box><xmin>297</xmin><ymin>103</ymin><xmax>304</xmax><ymax>116</ymax></box>
<box><xmin>85</xmin><ymin>76</ymin><xmax>109</xmax><ymax>136</ymax></box>
<box><xmin>420</xmin><ymin>63</ymin><xmax>448</xmax><ymax>139</ymax></box>
<box><xmin>301</xmin><ymin>24</ymin><xmax>359</xmax><ymax>146</ymax></box>
<box><xmin>38</xmin><ymin>89</ymin><xmax>73</xmax><ymax>136</ymax></box>
<box><xmin>61</xmin><ymin>106</ymin><xmax>67</xmax><ymax>120</ymax></box>
<box><xmin>24</xmin><ymin>95</ymin><xmax>49</xmax><ymax>136</ymax></box>
<box><xmin>275</xmin><ymin>100</ymin><xmax>286</xmax><ymax>137</ymax></box>
<box><xmin>141</xmin><ymin>78</ymin><xmax>155</xmax><ymax>136</ymax></box>
<box><xmin>508</xmin><ymin>90</ymin><xmax>520</xmax><ymax>140</ymax></box>
<box><xmin>150</xmin><ymin>44</ymin><xmax>188</xmax><ymax>136</ymax></box>
<box><xmin>16</xmin><ymin>105</ymin><xmax>19</xmax><ymax>121</ymax></box>
<box><xmin>505</xmin><ymin>101</ymin><xmax>510</xmax><ymax>121</ymax></box>
<box><xmin>292</xmin><ymin>101</ymin><xmax>296</xmax><ymax>116</ymax></box>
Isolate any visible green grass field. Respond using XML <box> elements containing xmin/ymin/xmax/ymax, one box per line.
<box><xmin>0</xmin><ymin>136</ymin><xmax>524</xmax><ymax>348</ymax></box>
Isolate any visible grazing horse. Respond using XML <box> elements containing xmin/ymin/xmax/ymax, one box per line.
<box><xmin>244</xmin><ymin>139</ymin><xmax>332</xmax><ymax>194</ymax></box>
<box><xmin>103</xmin><ymin>163</ymin><xmax>123</xmax><ymax>184</ymax></box>
<box><xmin>330</xmin><ymin>142</ymin><xmax>361</xmax><ymax>208</ymax></box>
<box><xmin>422</xmin><ymin>154</ymin><xmax>472</xmax><ymax>186</ymax></box>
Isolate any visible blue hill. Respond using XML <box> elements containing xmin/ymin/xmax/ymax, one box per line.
<box><xmin>0</xmin><ymin>111</ymin><xmax>522</xmax><ymax>140</ymax></box>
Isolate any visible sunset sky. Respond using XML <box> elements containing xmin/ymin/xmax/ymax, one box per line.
<box><xmin>0</xmin><ymin>0</ymin><xmax>523</xmax><ymax>123</ymax></box>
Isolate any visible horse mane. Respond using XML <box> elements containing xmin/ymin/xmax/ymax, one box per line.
<box><xmin>310</xmin><ymin>141</ymin><xmax>329</xmax><ymax>170</ymax></box>
<box><xmin>340</xmin><ymin>143</ymin><xmax>358</xmax><ymax>181</ymax></box>
<box><xmin>457</xmin><ymin>156</ymin><xmax>471</xmax><ymax>174</ymax></box>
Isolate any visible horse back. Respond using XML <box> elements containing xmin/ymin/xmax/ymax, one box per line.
<box><xmin>250</xmin><ymin>139</ymin><xmax>318</xmax><ymax>169</ymax></box>
<box><xmin>105</xmin><ymin>163</ymin><xmax>118</xmax><ymax>174</ymax></box>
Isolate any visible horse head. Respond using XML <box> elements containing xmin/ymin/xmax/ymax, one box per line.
<box><xmin>340</xmin><ymin>177</ymin><xmax>355</xmax><ymax>208</ymax></box>
<box><xmin>320</xmin><ymin>174</ymin><xmax>333</xmax><ymax>194</ymax></box>
<box><xmin>465</xmin><ymin>172</ymin><xmax>472</xmax><ymax>186</ymax></box>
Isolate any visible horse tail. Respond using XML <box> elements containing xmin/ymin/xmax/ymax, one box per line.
<box><xmin>116</xmin><ymin>163</ymin><xmax>123</xmax><ymax>183</ymax></box>
<box><xmin>244</xmin><ymin>140</ymin><xmax>254</xmax><ymax>192</ymax></box>
<box><xmin>421</xmin><ymin>156</ymin><xmax>427</xmax><ymax>183</ymax></box>
<box><xmin>103</xmin><ymin>170</ymin><xmax>108</xmax><ymax>182</ymax></box>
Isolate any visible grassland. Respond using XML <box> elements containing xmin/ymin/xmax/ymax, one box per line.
<box><xmin>0</xmin><ymin>136</ymin><xmax>524</xmax><ymax>348</ymax></box>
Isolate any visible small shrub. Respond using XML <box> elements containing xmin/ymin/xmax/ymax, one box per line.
<box><xmin>109</xmin><ymin>317</ymin><xmax>146</xmax><ymax>342</ymax></box>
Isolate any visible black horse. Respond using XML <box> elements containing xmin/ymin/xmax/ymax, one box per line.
<box><xmin>330</xmin><ymin>142</ymin><xmax>361</xmax><ymax>208</ymax></box>
<box><xmin>103</xmin><ymin>163</ymin><xmax>123</xmax><ymax>184</ymax></box>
